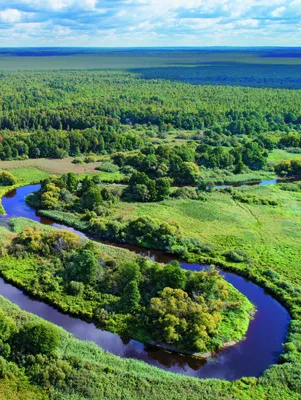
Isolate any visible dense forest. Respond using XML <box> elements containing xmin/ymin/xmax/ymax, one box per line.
<box><xmin>0</xmin><ymin>71</ymin><xmax>301</xmax><ymax>161</ymax></box>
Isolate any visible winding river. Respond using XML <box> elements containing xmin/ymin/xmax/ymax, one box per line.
<box><xmin>0</xmin><ymin>184</ymin><xmax>291</xmax><ymax>381</ymax></box>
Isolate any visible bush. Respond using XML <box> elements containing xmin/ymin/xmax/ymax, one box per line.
<box><xmin>72</xmin><ymin>158</ymin><xmax>84</xmax><ymax>164</ymax></box>
<box><xmin>0</xmin><ymin>171</ymin><xmax>16</xmax><ymax>186</ymax></box>
<box><xmin>224</xmin><ymin>250</ymin><xmax>250</xmax><ymax>263</ymax></box>
<box><xmin>68</xmin><ymin>281</ymin><xmax>85</xmax><ymax>296</ymax></box>
<box><xmin>84</xmin><ymin>155</ymin><xmax>97</xmax><ymax>164</ymax></box>
<box><xmin>96</xmin><ymin>162</ymin><xmax>120</xmax><ymax>173</ymax></box>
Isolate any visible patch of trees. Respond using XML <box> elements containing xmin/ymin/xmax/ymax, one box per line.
<box><xmin>112</xmin><ymin>141</ymin><xmax>268</xmax><ymax>187</ymax></box>
<box><xmin>0</xmin><ymin>128</ymin><xmax>145</xmax><ymax>160</ymax></box>
<box><xmin>7</xmin><ymin>228</ymin><xmax>237</xmax><ymax>353</ymax></box>
<box><xmin>0</xmin><ymin>306</ymin><xmax>60</xmax><ymax>374</ymax></box>
<box><xmin>123</xmin><ymin>172</ymin><xmax>171</xmax><ymax>202</ymax></box>
<box><xmin>36</xmin><ymin>173</ymin><xmax>120</xmax><ymax>214</ymax></box>
<box><xmin>274</xmin><ymin>159</ymin><xmax>301</xmax><ymax>176</ymax></box>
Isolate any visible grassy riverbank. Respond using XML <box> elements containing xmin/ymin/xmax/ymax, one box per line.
<box><xmin>0</xmin><ymin>168</ymin><xmax>49</xmax><ymax>214</ymax></box>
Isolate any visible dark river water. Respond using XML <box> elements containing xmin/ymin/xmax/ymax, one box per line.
<box><xmin>0</xmin><ymin>184</ymin><xmax>291</xmax><ymax>380</ymax></box>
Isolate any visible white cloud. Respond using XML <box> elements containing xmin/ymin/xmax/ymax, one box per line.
<box><xmin>271</xmin><ymin>6</ymin><xmax>286</xmax><ymax>17</ymax></box>
<box><xmin>0</xmin><ymin>8</ymin><xmax>23</xmax><ymax>23</ymax></box>
<box><xmin>0</xmin><ymin>0</ymin><xmax>300</xmax><ymax>46</ymax></box>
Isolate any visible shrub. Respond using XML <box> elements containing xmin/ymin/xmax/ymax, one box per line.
<box><xmin>0</xmin><ymin>171</ymin><xmax>16</xmax><ymax>186</ymax></box>
<box><xmin>72</xmin><ymin>158</ymin><xmax>84</xmax><ymax>164</ymax></box>
<box><xmin>84</xmin><ymin>155</ymin><xmax>97</xmax><ymax>163</ymax></box>
<box><xmin>96</xmin><ymin>162</ymin><xmax>120</xmax><ymax>173</ymax></box>
<box><xmin>68</xmin><ymin>281</ymin><xmax>85</xmax><ymax>296</ymax></box>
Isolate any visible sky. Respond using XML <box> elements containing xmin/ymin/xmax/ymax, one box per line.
<box><xmin>0</xmin><ymin>0</ymin><xmax>300</xmax><ymax>47</ymax></box>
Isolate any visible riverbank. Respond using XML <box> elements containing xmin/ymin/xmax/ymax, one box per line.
<box><xmin>0</xmin><ymin>167</ymin><xmax>49</xmax><ymax>214</ymax></box>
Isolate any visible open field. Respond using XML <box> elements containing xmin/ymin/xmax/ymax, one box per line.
<box><xmin>113</xmin><ymin>184</ymin><xmax>301</xmax><ymax>287</ymax></box>
<box><xmin>268</xmin><ymin>149</ymin><xmax>301</xmax><ymax>164</ymax></box>
<box><xmin>0</xmin><ymin>158</ymin><xmax>103</xmax><ymax>175</ymax></box>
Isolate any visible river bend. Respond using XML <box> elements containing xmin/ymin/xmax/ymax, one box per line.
<box><xmin>0</xmin><ymin>185</ymin><xmax>291</xmax><ymax>381</ymax></box>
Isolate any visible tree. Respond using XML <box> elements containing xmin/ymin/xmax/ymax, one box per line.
<box><xmin>118</xmin><ymin>262</ymin><xmax>141</xmax><ymax>288</ymax></box>
<box><xmin>65</xmin><ymin>172</ymin><xmax>78</xmax><ymax>192</ymax></box>
<box><xmin>66</xmin><ymin>249</ymin><xmax>99</xmax><ymax>285</ymax></box>
<box><xmin>81</xmin><ymin>187</ymin><xmax>102</xmax><ymax>211</ymax></box>
<box><xmin>160</xmin><ymin>261</ymin><xmax>186</xmax><ymax>290</ymax></box>
<box><xmin>0</xmin><ymin>310</ymin><xmax>16</xmax><ymax>343</ymax></box>
<box><xmin>121</xmin><ymin>280</ymin><xmax>141</xmax><ymax>312</ymax></box>
<box><xmin>149</xmin><ymin>287</ymin><xmax>221</xmax><ymax>352</ymax></box>
<box><xmin>15</xmin><ymin>322</ymin><xmax>60</xmax><ymax>356</ymax></box>
<box><xmin>40</xmin><ymin>183</ymin><xmax>60</xmax><ymax>209</ymax></box>
<box><xmin>155</xmin><ymin>178</ymin><xmax>171</xmax><ymax>201</ymax></box>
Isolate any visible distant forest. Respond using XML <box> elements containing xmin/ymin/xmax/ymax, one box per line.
<box><xmin>0</xmin><ymin>70</ymin><xmax>300</xmax><ymax>161</ymax></box>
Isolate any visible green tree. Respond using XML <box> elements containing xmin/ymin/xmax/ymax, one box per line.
<box><xmin>81</xmin><ymin>187</ymin><xmax>102</xmax><ymax>211</ymax></box>
<box><xmin>66</xmin><ymin>249</ymin><xmax>99</xmax><ymax>284</ymax></box>
<box><xmin>121</xmin><ymin>280</ymin><xmax>141</xmax><ymax>312</ymax></box>
<box><xmin>15</xmin><ymin>322</ymin><xmax>60</xmax><ymax>356</ymax></box>
<box><xmin>160</xmin><ymin>261</ymin><xmax>186</xmax><ymax>290</ymax></box>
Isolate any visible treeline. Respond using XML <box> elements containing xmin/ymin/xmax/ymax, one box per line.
<box><xmin>0</xmin><ymin>128</ymin><xmax>144</xmax><ymax>160</ymax></box>
<box><xmin>0</xmin><ymin>71</ymin><xmax>301</xmax><ymax>133</ymax></box>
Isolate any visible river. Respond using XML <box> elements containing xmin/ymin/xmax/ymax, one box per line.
<box><xmin>0</xmin><ymin>184</ymin><xmax>291</xmax><ymax>381</ymax></box>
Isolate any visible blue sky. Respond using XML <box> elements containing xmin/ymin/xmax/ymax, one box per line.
<box><xmin>0</xmin><ymin>0</ymin><xmax>300</xmax><ymax>47</ymax></box>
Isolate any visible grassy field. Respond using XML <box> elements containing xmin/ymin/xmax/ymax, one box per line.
<box><xmin>268</xmin><ymin>149</ymin><xmax>301</xmax><ymax>164</ymax></box>
<box><xmin>113</xmin><ymin>184</ymin><xmax>301</xmax><ymax>287</ymax></box>
<box><xmin>0</xmin><ymin>158</ymin><xmax>104</xmax><ymax>175</ymax></box>
<box><xmin>0</xmin><ymin>158</ymin><xmax>127</xmax><ymax>183</ymax></box>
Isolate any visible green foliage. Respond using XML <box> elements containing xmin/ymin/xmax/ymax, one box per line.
<box><xmin>84</xmin><ymin>155</ymin><xmax>97</xmax><ymax>163</ymax></box>
<box><xmin>81</xmin><ymin>187</ymin><xmax>102</xmax><ymax>211</ymax></box>
<box><xmin>96</xmin><ymin>162</ymin><xmax>120</xmax><ymax>173</ymax></box>
<box><xmin>149</xmin><ymin>287</ymin><xmax>221</xmax><ymax>352</ymax></box>
<box><xmin>68</xmin><ymin>281</ymin><xmax>85</xmax><ymax>296</ymax></box>
<box><xmin>0</xmin><ymin>171</ymin><xmax>16</xmax><ymax>186</ymax></box>
<box><xmin>14</xmin><ymin>322</ymin><xmax>60</xmax><ymax>356</ymax></box>
<box><xmin>120</xmin><ymin>280</ymin><xmax>141</xmax><ymax>312</ymax></box>
<box><xmin>274</xmin><ymin>159</ymin><xmax>301</xmax><ymax>176</ymax></box>
<box><xmin>66</xmin><ymin>250</ymin><xmax>100</xmax><ymax>285</ymax></box>
<box><xmin>123</xmin><ymin>172</ymin><xmax>171</xmax><ymax>202</ymax></box>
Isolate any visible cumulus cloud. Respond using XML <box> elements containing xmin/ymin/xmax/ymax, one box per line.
<box><xmin>0</xmin><ymin>8</ymin><xmax>23</xmax><ymax>22</ymax></box>
<box><xmin>0</xmin><ymin>0</ymin><xmax>300</xmax><ymax>46</ymax></box>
